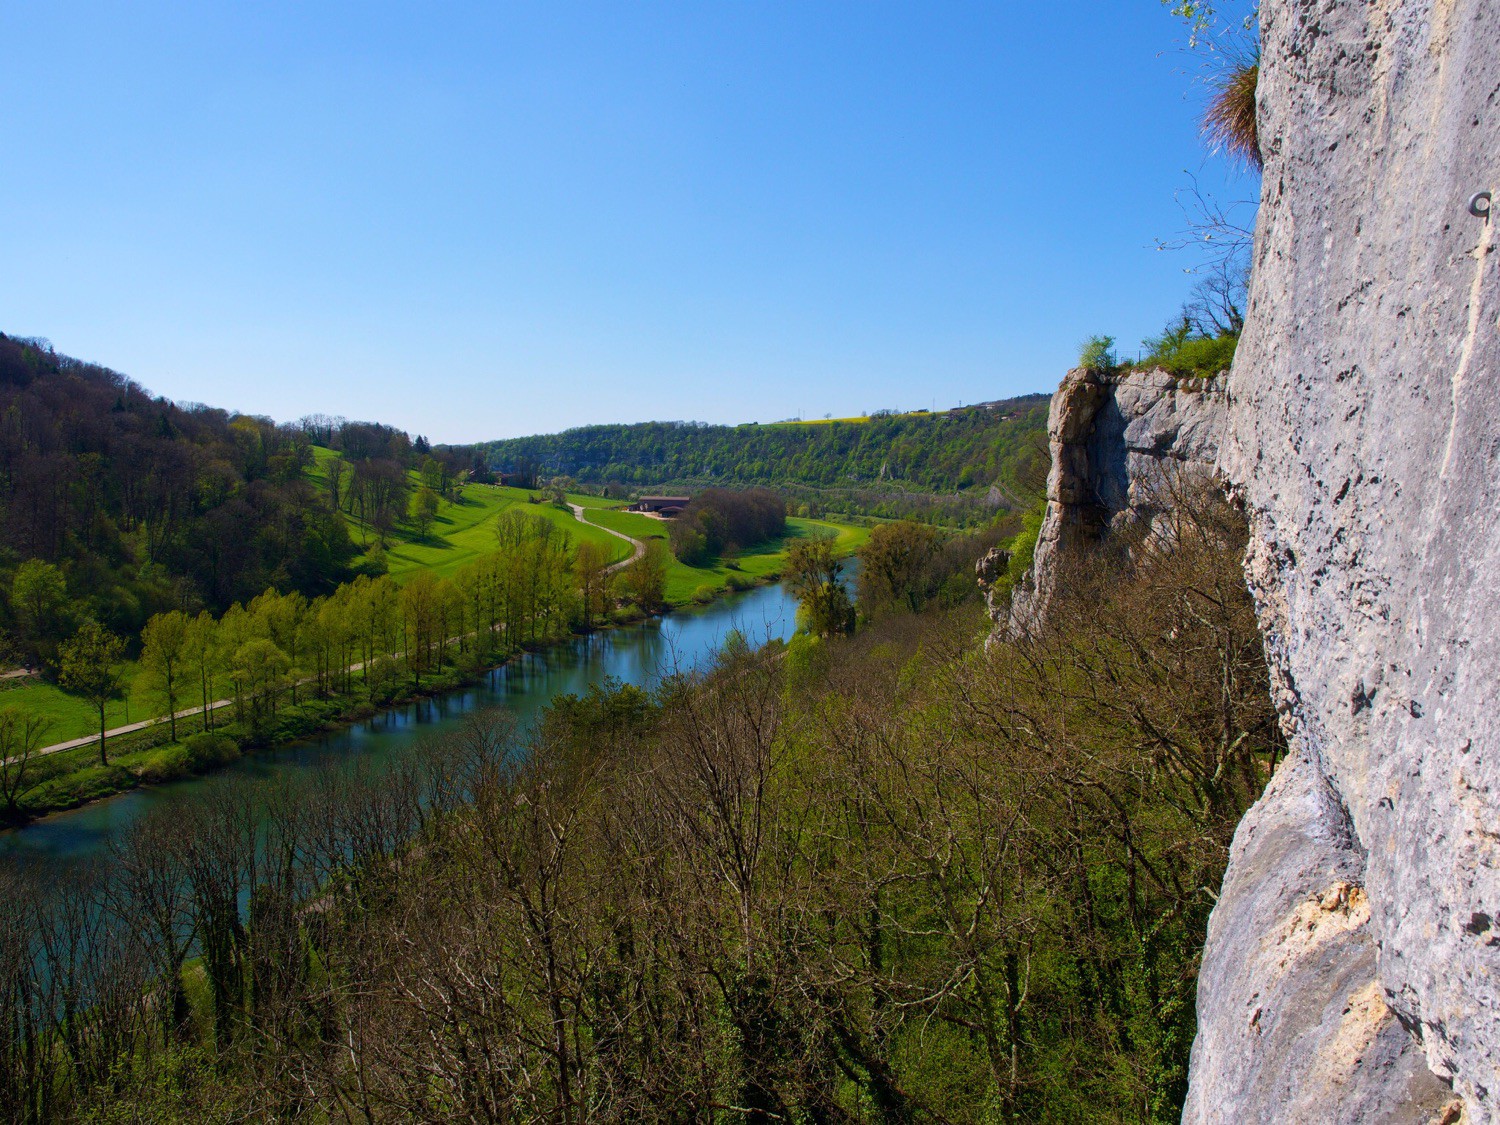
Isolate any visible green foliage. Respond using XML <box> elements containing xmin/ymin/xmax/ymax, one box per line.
<box><xmin>181</xmin><ymin>730</ymin><xmax>242</xmax><ymax>769</ymax></box>
<box><xmin>59</xmin><ymin>619</ymin><xmax>128</xmax><ymax>764</ymax></box>
<box><xmin>10</xmin><ymin>558</ymin><xmax>67</xmax><ymax>667</ymax></box>
<box><xmin>541</xmin><ymin>678</ymin><xmax>659</xmax><ymax>751</ymax></box>
<box><xmin>856</xmin><ymin>519</ymin><xmax>945</xmax><ymax>614</ymax></box>
<box><xmin>1141</xmin><ymin>317</ymin><xmax>1239</xmax><ymax>377</ymax></box>
<box><xmin>0</xmin><ymin>334</ymin><xmax>360</xmax><ymax>639</ymax></box>
<box><xmin>139</xmin><ymin>609</ymin><xmax>190</xmax><ymax>740</ymax></box>
<box><xmin>1005</xmin><ymin>500</ymin><xmax>1047</xmax><ymax>588</ymax></box>
<box><xmin>1078</xmin><ymin>334</ymin><xmax>1118</xmax><ymax>370</ymax></box>
<box><xmin>25</xmin><ymin>761</ymin><xmax>135</xmax><ymax>811</ymax></box>
<box><xmin>475</xmin><ymin>395</ymin><xmax>1050</xmax><ymax>518</ymax></box>
<box><xmin>410</xmin><ymin>485</ymin><xmax>441</xmax><ymax>538</ymax></box>
<box><xmin>0</xmin><ymin>705</ymin><xmax>51</xmax><ymax>819</ymax></box>
<box><xmin>616</xmin><ymin>540</ymin><xmax>670</xmax><ymax>613</ymax></box>
<box><xmin>669</xmin><ymin>487</ymin><xmax>787</xmax><ymax>565</ymax></box>
<box><xmin>785</xmin><ymin>538</ymin><xmax>856</xmax><ymax>636</ymax></box>
<box><xmin>1168</xmin><ymin>333</ymin><xmax>1237</xmax><ymax>376</ymax></box>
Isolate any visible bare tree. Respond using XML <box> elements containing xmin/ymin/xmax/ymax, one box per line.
<box><xmin>0</xmin><ymin>707</ymin><xmax>50</xmax><ymax>823</ymax></box>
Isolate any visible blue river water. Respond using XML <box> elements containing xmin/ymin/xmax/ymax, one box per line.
<box><xmin>0</xmin><ymin>577</ymin><xmax>804</xmax><ymax>868</ymax></box>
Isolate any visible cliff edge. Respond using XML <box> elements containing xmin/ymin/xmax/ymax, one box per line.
<box><xmin>992</xmin><ymin>366</ymin><xmax>1226</xmax><ymax>633</ymax></box>
<box><xmin>1186</xmin><ymin>0</ymin><xmax>1500</xmax><ymax>1120</ymax></box>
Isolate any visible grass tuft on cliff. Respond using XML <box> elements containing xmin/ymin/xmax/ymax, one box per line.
<box><xmin>1204</xmin><ymin>58</ymin><xmax>1260</xmax><ymax>168</ymax></box>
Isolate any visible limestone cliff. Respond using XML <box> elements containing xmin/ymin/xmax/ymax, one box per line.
<box><xmin>1184</xmin><ymin>0</ymin><xmax>1500</xmax><ymax>1121</ymax></box>
<box><xmin>988</xmin><ymin>366</ymin><xmax>1226</xmax><ymax>633</ymax></box>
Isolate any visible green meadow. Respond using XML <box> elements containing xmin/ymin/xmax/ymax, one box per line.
<box><xmin>309</xmin><ymin>446</ymin><xmax>866</xmax><ymax>599</ymax></box>
<box><xmin>309</xmin><ymin>447</ymin><xmax>631</xmax><ymax>581</ymax></box>
<box><xmin>0</xmin><ymin>662</ymin><xmax>146</xmax><ymax>746</ymax></box>
<box><xmin>578</xmin><ymin>508</ymin><xmax>867</xmax><ymax>604</ymax></box>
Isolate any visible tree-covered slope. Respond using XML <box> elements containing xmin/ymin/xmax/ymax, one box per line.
<box><xmin>0</xmin><ymin>334</ymin><xmax>360</xmax><ymax>648</ymax></box>
<box><xmin>474</xmin><ymin>395</ymin><xmax>1050</xmax><ymax>503</ymax></box>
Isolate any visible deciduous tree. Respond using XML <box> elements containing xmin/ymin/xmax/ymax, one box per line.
<box><xmin>411</xmin><ymin>486</ymin><xmax>440</xmax><ymax>539</ymax></box>
<box><xmin>785</xmin><ymin>539</ymin><xmax>855</xmax><ymax>636</ymax></box>
<box><xmin>139</xmin><ymin>610</ymin><xmax>191</xmax><ymax>741</ymax></box>
<box><xmin>574</xmin><ymin>541</ymin><xmax>610</xmax><ymax>629</ymax></box>
<box><xmin>0</xmin><ymin>706</ymin><xmax>51</xmax><ymax>822</ymax></box>
<box><xmin>11</xmin><ymin>559</ymin><xmax>66</xmax><ymax>667</ymax></box>
<box><xmin>59</xmin><ymin>620</ymin><xmax>127</xmax><ymax>766</ymax></box>
<box><xmin>617</xmin><ymin>540</ymin><xmax>669</xmax><ymax>614</ymax></box>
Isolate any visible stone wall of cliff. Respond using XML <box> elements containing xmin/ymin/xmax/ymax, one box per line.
<box><xmin>1185</xmin><ymin>0</ymin><xmax>1499</xmax><ymax>1121</ymax></box>
<box><xmin>989</xmin><ymin>366</ymin><xmax>1226</xmax><ymax>633</ymax></box>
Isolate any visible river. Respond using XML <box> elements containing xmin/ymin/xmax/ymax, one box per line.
<box><xmin>0</xmin><ymin>577</ymin><xmax>805</xmax><ymax>868</ymax></box>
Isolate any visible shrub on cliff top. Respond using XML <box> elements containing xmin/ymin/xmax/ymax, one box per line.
<box><xmin>1078</xmin><ymin>334</ymin><xmax>1118</xmax><ymax>371</ymax></box>
<box><xmin>1141</xmin><ymin>315</ymin><xmax>1239</xmax><ymax>377</ymax></box>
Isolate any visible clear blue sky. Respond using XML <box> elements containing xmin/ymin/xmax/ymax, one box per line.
<box><xmin>0</xmin><ymin>2</ymin><xmax>1255</xmax><ymax>443</ymax></box>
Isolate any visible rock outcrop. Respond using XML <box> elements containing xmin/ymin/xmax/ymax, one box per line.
<box><xmin>1185</xmin><ymin>0</ymin><xmax>1500</xmax><ymax>1120</ymax></box>
<box><xmin>990</xmin><ymin>366</ymin><xmax>1226</xmax><ymax>632</ymax></box>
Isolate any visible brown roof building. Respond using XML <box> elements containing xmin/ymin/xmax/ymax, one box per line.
<box><xmin>629</xmin><ymin>495</ymin><xmax>691</xmax><ymax>517</ymax></box>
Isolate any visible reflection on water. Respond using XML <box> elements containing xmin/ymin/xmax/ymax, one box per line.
<box><xmin>0</xmin><ymin>578</ymin><xmax>803</xmax><ymax>867</ymax></box>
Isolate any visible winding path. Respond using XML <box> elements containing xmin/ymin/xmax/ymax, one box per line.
<box><xmin>568</xmin><ymin>504</ymin><xmax>646</xmax><ymax>573</ymax></box>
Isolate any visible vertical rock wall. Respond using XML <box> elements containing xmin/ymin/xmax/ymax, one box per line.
<box><xmin>995</xmin><ymin>366</ymin><xmax>1226</xmax><ymax>633</ymax></box>
<box><xmin>1186</xmin><ymin>0</ymin><xmax>1500</xmax><ymax>1120</ymax></box>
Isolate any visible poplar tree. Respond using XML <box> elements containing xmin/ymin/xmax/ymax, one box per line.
<box><xmin>140</xmin><ymin>610</ymin><xmax>191</xmax><ymax>741</ymax></box>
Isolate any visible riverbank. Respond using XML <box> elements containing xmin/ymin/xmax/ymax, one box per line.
<box><xmin>3</xmin><ymin>516</ymin><xmax>864</xmax><ymax>830</ymax></box>
<box><xmin>0</xmin><ymin>574</ymin><xmax>809</xmax><ymax>861</ymax></box>
<box><xmin>1</xmin><ymin>570</ymin><xmax>817</xmax><ymax>830</ymax></box>
<box><xmin>4</xmin><ymin>641</ymin><xmax>545</xmax><ymax>826</ymax></box>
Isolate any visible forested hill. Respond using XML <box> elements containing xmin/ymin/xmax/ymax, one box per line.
<box><xmin>474</xmin><ymin>395</ymin><xmax>1050</xmax><ymax>506</ymax></box>
<box><xmin>0</xmin><ymin>334</ymin><xmax>365</xmax><ymax>644</ymax></box>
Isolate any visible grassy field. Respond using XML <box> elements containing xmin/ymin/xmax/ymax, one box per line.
<box><xmin>309</xmin><ymin>448</ymin><xmax>630</xmax><ymax>581</ymax></box>
<box><xmin>0</xmin><ymin>662</ymin><xmax>146</xmax><ymax>745</ymax></box>
<box><xmin>578</xmin><ymin>509</ymin><xmax>867</xmax><ymax>604</ymax></box>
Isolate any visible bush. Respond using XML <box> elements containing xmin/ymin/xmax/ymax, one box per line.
<box><xmin>1005</xmin><ymin>501</ymin><xmax>1047</xmax><ymax>589</ymax></box>
<box><xmin>135</xmin><ymin>744</ymin><xmax>195</xmax><ymax>784</ymax></box>
<box><xmin>182</xmin><ymin>731</ymin><xmax>241</xmax><ymax>770</ymax></box>
<box><xmin>1163</xmin><ymin>333</ymin><xmax>1237</xmax><ymax>377</ymax></box>
<box><xmin>1078</xmin><ymin>335</ymin><xmax>1117</xmax><ymax>370</ymax></box>
<box><xmin>132</xmin><ymin>732</ymin><xmax>241</xmax><ymax>785</ymax></box>
<box><xmin>26</xmin><ymin>763</ymin><xmax>135</xmax><ymax>811</ymax></box>
<box><xmin>1142</xmin><ymin>325</ymin><xmax>1238</xmax><ymax>378</ymax></box>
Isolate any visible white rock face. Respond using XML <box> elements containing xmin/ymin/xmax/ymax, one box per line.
<box><xmin>997</xmin><ymin>366</ymin><xmax>1226</xmax><ymax>632</ymax></box>
<box><xmin>1187</xmin><ymin>0</ymin><xmax>1500</xmax><ymax>1119</ymax></box>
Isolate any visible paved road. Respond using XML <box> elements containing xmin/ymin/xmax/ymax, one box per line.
<box><xmin>568</xmin><ymin>504</ymin><xmax>647</xmax><ymax>573</ymax></box>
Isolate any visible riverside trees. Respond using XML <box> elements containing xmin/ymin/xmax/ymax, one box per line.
<box><xmin>138</xmin><ymin>610</ymin><xmax>190</xmax><ymax>741</ymax></box>
<box><xmin>108</xmin><ymin>509</ymin><xmax>633</xmax><ymax>741</ymax></box>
